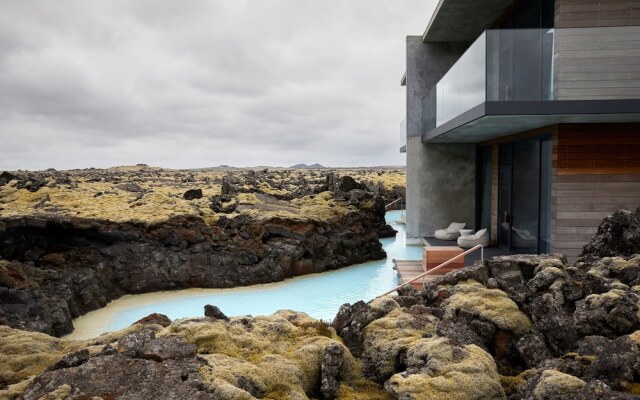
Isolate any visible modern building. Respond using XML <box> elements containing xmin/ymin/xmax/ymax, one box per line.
<box><xmin>401</xmin><ymin>0</ymin><xmax>640</xmax><ymax>261</ymax></box>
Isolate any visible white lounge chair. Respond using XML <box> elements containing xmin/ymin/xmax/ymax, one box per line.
<box><xmin>434</xmin><ymin>222</ymin><xmax>466</xmax><ymax>241</ymax></box>
<box><xmin>457</xmin><ymin>228</ymin><xmax>490</xmax><ymax>248</ymax></box>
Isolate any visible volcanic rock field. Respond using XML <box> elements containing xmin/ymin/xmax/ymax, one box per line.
<box><xmin>1</xmin><ymin>166</ymin><xmax>640</xmax><ymax>399</ymax></box>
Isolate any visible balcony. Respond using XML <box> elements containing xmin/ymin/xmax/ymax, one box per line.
<box><xmin>400</xmin><ymin>118</ymin><xmax>407</xmax><ymax>153</ymax></box>
<box><xmin>422</xmin><ymin>26</ymin><xmax>640</xmax><ymax>143</ymax></box>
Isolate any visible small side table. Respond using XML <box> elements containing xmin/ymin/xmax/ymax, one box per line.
<box><xmin>423</xmin><ymin>246</ymin><xmax>464</xmax><ymax>275</ymax></box>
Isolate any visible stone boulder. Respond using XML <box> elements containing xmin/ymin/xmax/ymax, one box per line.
<box><xmin>583</xmin><ymin>332</ymin><xmax>640</xmax><ymax>391</ymax></box>
<box><xmin>183</xmin><ymin>188</ymin><xmax>203</xmax><ymax>200</ymax></box>
<box><xmin>115</xmin><ymin>182</ymin><xmax>143</xmax><ymax>192</ymax></box>
<box><xmin>580</xmin><ymin>208</ymin><xmax>640</xmax><ymax>262</ymax></box>
<box><xmin>0</xmin><ymin>171</ymin><xmax>17</xmax><ymax>187</ymax></box>
<box><xmin>385</xmin><ymin>337</ymin><xmax>505</xmax><ymax>400</ymax></box>
<box><xmin>204</xmin><ymin>304</ymin><xmax>230</xmax><ymax>321</ymax></box>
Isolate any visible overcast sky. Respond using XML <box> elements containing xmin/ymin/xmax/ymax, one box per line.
<box><xmin>0</xmin><ymin>1</ymin><xmax>436</xmax><ymax>170</ymax></box>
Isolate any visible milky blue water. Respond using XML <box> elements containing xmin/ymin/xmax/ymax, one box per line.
<box><xmin>68</xmin><ymin>211</ymin><xmax>422</xmax><ymax>338</ymax></box>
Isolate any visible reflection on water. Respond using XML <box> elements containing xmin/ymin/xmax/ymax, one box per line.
<box><xmin>66</xmin><ymin>210</ymin><xmax>422</xmax><ymax>340</ymax></box>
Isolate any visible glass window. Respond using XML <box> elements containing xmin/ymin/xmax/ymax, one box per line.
<box><xmin>497</xmin><ymin>136</ymin><xmax>552</xmax><ymax>253</ymax></box>
<box><xmin>477</xmin><ymin>147</ymin><xmax>493</xmax><ymax>232</ymax></box>
<box><xmin>539</xmin><ymin>137</ymin><xmax>552</xmax><ymax>253</ymax></box>
<box><xmin>512</xmin><ymin>140</ymin><xmax>541</xmax><ymax>253</ymax></box>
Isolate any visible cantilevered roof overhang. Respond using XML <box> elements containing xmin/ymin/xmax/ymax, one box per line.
<box><xmin>423</xmin><ymin>0</ymin><xmax>518</xmax><ymax>42</ymax></box>
<box><xmin>422</xmin><ymin>100</ymin><xmax>640</xmax><ymax>143</ymax></box>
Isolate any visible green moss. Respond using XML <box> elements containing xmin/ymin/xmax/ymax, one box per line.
<box><xmin>628</xmin><ymin>382</ymin><xmax>640</xmax><ymax>395</ymax></box>
<box><xmin>0</xmin><ymin>326</ymin><xmax>77</xmax><ymax>389</ymax></box>
<box><xmin>629</xmin><ymin>330</ymin><xmax>640</xmax><ymax>345</ymax></box>
<box><xmin>33</xmin><ymin>384</ymin><xmax>74</xmax><ymax>400</ymax></box>
<box><xmin>609</xmin><ymin>257</ymin><xmax>640</xmax><ymax>272</ymax></box>
<box><xmin>442</xmin><ymin>280</ymin><xmax>532</xmax><ymax>336</ymax></box>
<box><xmin>337</xmin><ymin>381</ymin><xmax>391</xmax><ymax>400</ymax></box>
<box><xmin>500</xmin><ymin>374</ymin><xmax>527</xmax><ymax>398</ymax></box>
<box><xmin>582</xmin><ymin>289</ymin><xmax>625</xmax><ymax>308</ymax></box>
<box><xmin>362</xmin><ymin>308</ymin><xmax>438</xmax><ymax>380</ymax></box>
<box><xmin>532</xmin><ymin>370</ymin><xmax>585</xmax><ymax>398</ymax></box>
<box><xmin>169</xmin><ymin>312</ymin><xmax>366</xmax><ymax>398</ymax></box>
<box><xmin>0</xmin><ymin>168</ymin><xmax>405</xmax><ymax>226</ymax></box>
<box><xmin>386</xmin><ymin>338</ymin><xmax>505</xmax><ymax>400</ymax></box>
<box><xmin>0</xmin><ymin>377</ymin><xmax>35</xmax><ymax>400</ymax></box>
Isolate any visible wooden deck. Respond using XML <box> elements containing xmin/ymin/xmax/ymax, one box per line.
<box><xmin>394</xmin><ymin>245</ymin><xmax>466</xmax><ymax>290</ymax></box>
<box><xmin>393</xmin><ymin>260</ymin><xmax>435</xmax><ymax>290</ymax></box>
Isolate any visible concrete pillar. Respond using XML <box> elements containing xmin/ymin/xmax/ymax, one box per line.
<box><xmin>406</xmin><ymin>139</ymin><xmax>476</xmax><ymax>239</ymax></box>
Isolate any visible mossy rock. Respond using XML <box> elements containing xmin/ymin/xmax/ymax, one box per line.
<box><xmin>385</xmin><ymin>337</ymin><xmax>505</xmax><ymax>400</ymax></box>
<box><xmin>441</xmin><ymin>280</ymin><xmax>532</xmax><ymax>337</ymax></box>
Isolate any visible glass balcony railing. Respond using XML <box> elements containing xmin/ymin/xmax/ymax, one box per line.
<box><xmin>400</xmin><ymin>118</ymin><xmax>407</xmax><ymax>150</ymax></box>
<box><xmin>422</xmin><ymin>25</ymin><xmax>640</xmax><ymax>133</ymax></box>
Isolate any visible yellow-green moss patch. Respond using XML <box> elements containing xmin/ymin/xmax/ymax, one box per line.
<box><xmin>532</xmin><ymin>370</ymin><xmax>585</xmax><ymax>398</ymax></box>
<box><xmin>442</xmin><ymin>280</ymin><xmax>532</xmax><ymax>336</ymax></box>
<box><xmin>362</xmin><ymin>308</ymin><xmax>438</xmax><ymax>380</ymax></box>
<box><xmin>386</xmin><ymin>338</ymin><xmax>505</xmax><ymax>400</ymax></box>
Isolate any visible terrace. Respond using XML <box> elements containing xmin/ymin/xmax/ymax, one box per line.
<box><xmin>421</xmin><ymin>25</ymin><xmax>640</xmax><ymax>143</ymax></box>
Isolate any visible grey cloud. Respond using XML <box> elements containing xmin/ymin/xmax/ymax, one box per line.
<box><xmin>0</xmin><ymin>0</ymin><xmax>437</xmax><ymax>170</ymax></box>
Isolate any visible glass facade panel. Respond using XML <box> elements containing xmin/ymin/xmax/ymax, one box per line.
<box><xmin>435</xmin><ymin>32</ymin><xmax>486</xmax><ymax>127</ymax></box>
<box><xmin>539</xmin><ymin>137</ymin><xmax>552</xmax><ymax>253</ymax></box>
<box><xmin>511</xmin><ymin>140</ymin><xmax>541</xmax><ymax>254</ymax></box>
<box><xmin>486</xmin><ymin>29</ymin><xmax>554</xmax><ymax>101</ymax></box>
<box><xmin>497</xmin><ymin>136</ymin><xmax>552</xmax><ymax>254</ymax></box>
<box><xmin>477</xmin><ymin>147</ymin><xmax>493</xmax><ymax>233</ymax></box>
<box><xmin>498</xmin><ymin>143</ymin><xmax>512</xmax><ymax>248</ymax></box>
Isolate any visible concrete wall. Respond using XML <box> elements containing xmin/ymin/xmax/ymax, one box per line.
<box><xmin>405</xmin><ymin>37</ymin><xmax>472</xmax><ymax>240</ymax></box>
<box><xmin>406</xmin><ymin>138</ymin><xmax>476</xmax><ymax>239</ymax></box>
<box><xmin>405</xmin><ymin>37</ymin><xmax>469</xmax><ymax>138</ymax></box>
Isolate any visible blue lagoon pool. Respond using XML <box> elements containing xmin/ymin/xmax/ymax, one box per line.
<box><xmin>67</xmin><ymin>210</ymin><xmax>422</xmax><ymax>339</ymax></box>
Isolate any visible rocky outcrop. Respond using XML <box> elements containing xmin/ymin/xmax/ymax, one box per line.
<box><xmin>1</xmin><ymin>252</ymin><xmax>639</xmax><ymax>398</ymax></box>
<box><xmin>0</xmin><ymin>311</ymin><xmax>392</xmax><ymax>400</ymax></box>
<box><xmin>580</xmin><ymin>207</ymin><xmax>640</xmax><ymax>262</ymax></box>
<box><xmin>334</xmin><ymin>251</ymin><xmax>640</xmax><ymax>399</ymax></box>
<box><xmin>0</xmin><ymin>201</ymin><xmax>386</xmax><ymax>337</ymax></box>
<box><xmin>0</xmin><ymin>167</ymin><xmax>403</xmax><ymax>338</ymax></box>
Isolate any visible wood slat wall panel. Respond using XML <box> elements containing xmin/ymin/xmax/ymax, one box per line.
<box><xmin>556</xmin><ymin>181</ymin><xmax>640</xmax><ymax>189</ymax></box>
<box><xmin>555</xmin><ymin>124</ymin><xmax>640</xmax><ymax>174</ymax></box>
<box><xmin>552</xmin><ymin>11</ymin><xmax>640</xmax><ymax>100</ymax></box>
<box><xmin>552</xmin><ymin>124</ymin><xmax>640</xmax><ymax>262</ymax></box>
<box><xmin>556</xmin><ymin>0</ymin><xmax>640</xmax><ymax>28</ymax></box>
<box><xmin>556</xmin><ymin>226</ymin><xmax>598</xmax><ymax>234</ymax></box>
<box><xmin>556</xmin><ymin>203</ymin><xmax>639</xmax><ymax>212</ymax></box>
<box><xmin>552</xmin><ymin>234</ymin><xmax>597</xmax><ymax>243</ymax></box>
<box><xmin>556</xmin><ymin>174</ymin><xmax>640</xmax><ymax>182</ymax></box>
<box><xmin>556</xmin><ymin>196</ymin><xmax>640</xmax><ymax>205</ymax></box>
<box><xmin>555</xmin><ymin>219</ymin><xmax>609</xmax><ymax>227</ymax></box>
<box><xmin>556</xmin><ymin>160</ymin><xmax>640</xmax><ymax>168</ymax></box>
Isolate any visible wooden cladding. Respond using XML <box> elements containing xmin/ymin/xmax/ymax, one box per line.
<box><xmin>555</xmin><ymin>0</ymin><xmax>640</xmax><ymax>28</ymax></box>
<box><xmin>553</xmin><ymin>26</ymin><xmax>640</xmax><ymax>100</ymax></box>
<box><xmin>551</xmin><ymin>173</ymin><xmax>640</xmax><ymax>260</ymax></box>
<box><xmin>553</xmin><ymin>124</ymin><xmax>640</xmax><ymax>174</ymax></box>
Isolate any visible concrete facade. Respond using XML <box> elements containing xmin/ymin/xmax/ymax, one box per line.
<box><xmin>405</xmin><ymin>37</ymin><xmax>468</xmax><ymax>138</ymax></box>
<box><xmin>405</xmin><ymin>37</ymin><xmax>472</xmax><ymax>240</ymax></box>
<box><xmin>406</xmin><ymin>137</ymin><xmax>476</xmax><ymax>239</ymax></box>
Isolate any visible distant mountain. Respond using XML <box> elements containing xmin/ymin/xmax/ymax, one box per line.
<box><xmin>289</xmin><ymin>163</ymin><xmax>327</xmax><ymax>169</ymax></box>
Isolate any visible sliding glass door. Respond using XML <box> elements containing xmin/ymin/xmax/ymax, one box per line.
<box><xmin>498</xmin><ymin>136</ymin><xmax>552</xmax><ymax>253</ymax></box>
